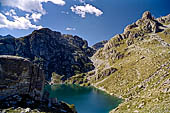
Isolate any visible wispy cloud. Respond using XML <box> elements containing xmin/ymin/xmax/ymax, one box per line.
<box><xmin>70</xmin><ymin>4</ymin><xmax>103</xmax><ymax>18</ymax></box>
<box><xmin>66</xmin><ymin>27</ymin><xmax>76</xmax><ymax>31</ymax></box>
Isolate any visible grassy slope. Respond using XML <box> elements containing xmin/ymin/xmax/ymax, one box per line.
<box><xmin>97</xmin><ymin>33</ymin><xmax>170</xmax><ymax>113</ymax></box>
<box><xmin>93</xmin><ymin>22</ymin><xmax>170</xmax><ymax>113</ymax></box>
<box><xmin>65</xmin><ymin>13</ymin><xmax>170</xmax><ymax>113</ymax></box>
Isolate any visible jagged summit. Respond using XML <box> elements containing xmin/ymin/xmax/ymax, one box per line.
<box><xmin>142</xmin><ymin>11</ymin><xmax>153</xmax><ymax>19</ymax></box>
<box><xmin>124</xmin><ymin>11</ymin><xmax>163</xmax><ymax>34</ymax></box>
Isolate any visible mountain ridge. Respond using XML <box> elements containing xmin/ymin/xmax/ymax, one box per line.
<box><xmin>0</xmin><ymin>28</ymin><xmax>95</xmax><ymax>80</ymax></box>
<box><xmin>66</xmin><ymin>11</ymin><xmax>170</xmax><ymax>113</ymax></box>
<box><xmin>0</xmin><ymin>34</ymin><xmax>14</xmax><ymax>39</ymax></box>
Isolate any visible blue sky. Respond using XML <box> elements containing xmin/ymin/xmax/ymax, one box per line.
<box><xmin>0</xmin><ymin>0</ymin><xmax>170</xmax><ymax>46</ymax></box>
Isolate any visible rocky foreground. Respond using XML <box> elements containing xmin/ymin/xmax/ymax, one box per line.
<box><xmin>0</xmin><ymin>55</ymin><xmax>77</xmax><ymax>113</ymax></box>
<box><xmin>66</xmin><ymin>11</ymin><xmax>170</xmax><ymax>113</ymax></box>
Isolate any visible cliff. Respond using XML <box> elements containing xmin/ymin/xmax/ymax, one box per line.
<box><xmin>0</xmin><ymin>55</ymin><xmax>77</xmax><ymax>113</ymax></box>
<box><xmin>0</xmin><ymin>28</ymin><xmax>95</xmax><ymax>80</ymax></box>
<box><xmin>0</xmin><ymin>55</ymin><xmax>45</xmax><ymax>100</ymax></box>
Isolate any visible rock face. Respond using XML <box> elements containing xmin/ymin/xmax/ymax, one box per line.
<box><xmin>92</xmin><ymin>40</ymin><xmax>108</xmax><ymax>50</ymax></box>
<box><xmin>157</xmin><ymin>14</ymin><xmax>170</xmax><ymax>24</ymax></box>
<box><xmin>0</xmin><ymin>28</ymin><xmax>95</xmax><ymax>80</ymax></box>
<box><xmin>0</xmin><ymin>55</ymin><xmax>77</xmax><ymax>113</ymax></box>
<box><xmin>0</xmin><ymin>55</ymin><xmax>45</xmax><ymax>100</ymax></box>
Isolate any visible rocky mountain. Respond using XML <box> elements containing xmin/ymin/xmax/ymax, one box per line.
<box><xmin>0</xmin><ymin>34</ymin><xmax>14</xmax><ymax>39</ymax></box>
<box><xmin>0</xmin><ymin>28</ymin><xmax>95</xmax><ymax>80</ymax></box>
<box><xmin>92</xmin><ymin>40</ymin><xmax>108</xmax><ymax>50</ymax></box>
<box><xmin>1</xmin><ymin>11</ymin><xmax>170</xmax><ymax>113</ymax></box>
<box><xmin>0</xmin><ymin>55</ymin><xmax>77</xmax><ymax>113</ymax></box>
<box><xmin>66</xmin><ymin>11</ymin><xmax>170</xmax><ymax>112</ymax></box>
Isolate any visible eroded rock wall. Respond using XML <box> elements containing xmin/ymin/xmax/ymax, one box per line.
<box><xmin>0</xmin><ymin>55</ymin><xmax>45</xmax><ymax>100</ymax></box>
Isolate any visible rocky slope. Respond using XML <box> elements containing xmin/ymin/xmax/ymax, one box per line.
<box><xmin>0</xmin><ymin>55</ymin><xmax>77</xmax><ymax>113</ymax></box>
<box><xmin>0</xmin><ymin>28</ymin><xmax>94</xmax><ymax>80</ymax></box>
<box><xmin>66</xmin><ymin>11</ymin><xmax>170</xmax><ymax>112</ymax></box>
<box><xmin>92</xmin><ymin>40</ymin><xmax>108</xmax><ymax>50</ymax></box>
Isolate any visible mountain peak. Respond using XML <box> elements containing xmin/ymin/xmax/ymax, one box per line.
<box><xmin>142</xmin><ymin>11</ymin><xmax>153</xmax><ymax>19</ymax></box>
<box><xmin>33</xmin><ymin>28</ymin><xmax>53</xmax><ymax>34</ymax></box>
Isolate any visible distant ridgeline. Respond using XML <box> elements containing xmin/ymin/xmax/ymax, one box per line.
<box><xmin>0</xmin><ymin>34</ymin><xmax>14</xmax><ymax>39</ymax></box>
<box><xmin>0</xmin><ymin>28</ymin><xmax>95</xmax><ymax>80</ymax></box>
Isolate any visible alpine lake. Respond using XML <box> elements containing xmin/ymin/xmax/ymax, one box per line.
<box><xmin>45</xmin><ymin>84</ymin><xmax>122</xmax><ymax>113</ymax></box>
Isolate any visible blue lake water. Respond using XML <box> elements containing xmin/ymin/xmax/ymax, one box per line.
<box><xmin>45</xmin><ymin>84</ymin><xmax>122</xmax><ymax>113</ymax></box>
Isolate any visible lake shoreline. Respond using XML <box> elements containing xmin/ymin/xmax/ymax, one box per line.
<box><xmin>45</xmin><ymin>84</ymin><xmax>123</xmax><ymax>113</ymax></box>
<box><xmin>91</xmin><ymin>84</ymin><xmax>124</xmax><ymax>113</ymax></box>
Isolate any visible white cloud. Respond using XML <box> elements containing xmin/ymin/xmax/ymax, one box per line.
<box><xmin>5</xmin><ymin>9</ymin><xmax>16</xmax><ymax>16</ymax></box>
<box><xmin>0</xmin><ymin>0</ymin><xmax>66</xmax><ymax>30</ymax></box>
<box><xmin>70</xmin><ymin>4</ymin><xmax>103</xmax><ymax>18</ymax></box>
<box><xmin>79</xmin><ymin>0</ymin><xmax>85</xmax><ymax>3</ymax></box>
<box><xmin>24</xmin><ymin>13</ymin><xmax>42</xmax><ymax>22</ymax></box>
<box><xmin>0</xmin><ymin>12</ymin><xmax>42</xmax><ymax>29</ymax></box>
<box><xmin>66</xmin><ymin>27</ymin><xmax>76</xmax><ymax>31</ymax></box>
<box><xmin>0</xmin><ymin>0</ymin><xmax>66</xmax><ymax>14</ymax></box>
<box><xmin>31</xmin><ymin>13</ymin><xmax>42</xmax><ymax>22</ymax></box>
<box><xmin>42</xmin><ymin>0</ymin><xmax>65</xmax><ymax>5</ymax></box>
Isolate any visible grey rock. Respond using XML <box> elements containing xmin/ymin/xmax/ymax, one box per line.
<box><xmin>92</xmin><ymin>40</ymin><xmax>108</xmax><ymax>50</ymax></box>
<box><xmin>0</xmin><ymin>55</ymin><xmax>45</xmax><ymax>101</ymax></box>
<box><xmin>0</xmin><ymin>28</ymin><xmax>95</xmax><ymax>80</ymax></box>
<box><xmin>142</xmin><ymin>11</ymin><xmax>153</xmax><ymax>19</ymax></box>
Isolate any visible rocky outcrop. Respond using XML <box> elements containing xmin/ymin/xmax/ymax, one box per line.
<box><xmin>0</xmin><ymin>55</ymin><xmax>77</xmax><ymax>113</ymax></box>
<box><xmin>0</xmin><ymin>55</ymin><xmax>45</xmax><ymax>100</ymax></box>
<box><xmin>92</xmin><ymin>40</ymin><xmax>108</xmax><ymax>50</ymax></box>
<box><xmin>124</xmin><ymin>11</ymin><xmax>163</xmax><ymax>34</ymax></box>
<box><xmin>0</xmin><ymin>28</ymin><xmax>95</xmax><ymax>80</ymax></box>
<box><xmin>157</xmin><ymin>14</ymin><xmax>170</xmax><ymax>25</ymax></box>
